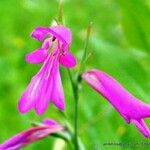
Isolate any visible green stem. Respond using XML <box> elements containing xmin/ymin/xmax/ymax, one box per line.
<box><xmin>67</xmin><ymin>23</ymin><xmax>92</xmax><ymax>150</ymax></box>
<box><xmin>74</xmin><ymin>85</ymin><xmax>79</xmax><ymax>150</ymax></box>
<box><xmin>67</xmin><ymin>69</ymin><xmax>79</xmax><ymax>150</ymax></box>
<box><xmin>57</xmin><ymin>1</ymin><xmax>80</xmax><ymax>149</ymax></box>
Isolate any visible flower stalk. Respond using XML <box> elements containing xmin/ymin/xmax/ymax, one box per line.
<box><xmin>68</xmin><ymin>23</ymin><xmax>92</xmax><ymax>150</ymax></box>
<box><xmin>57</xmin><ymin>2</ymin><xmax>92</xmax><ymax>149</ymax></box>
<box><xmin>57</xmin><ymin>1</ymin><xmax>79</xmax><ymax>148</ymax></box>
<box><xmin>58</xmin><ymin>0</ymin><xmax>63</xmax><ymax>24</ymax></box>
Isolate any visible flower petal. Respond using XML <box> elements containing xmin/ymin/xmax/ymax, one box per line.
<box><xmin>59</xmin><ymin>50</ymin><xmax>76</xmax><ymax>68</ymax></box>
<box><xmin>51</xmin><ymin>65</ymin><xmax>65</xmax><ymax>111</ymax></box>
<box><xmin>25</xmin><ymin>48</ymin><xmax>48</xmax><ymax>64</ymax></box>
<box><xmin>18</xmin><ymin>75</ymin><xmax>41</xmax><ymax>113</ymax></box>
<box><xmin>33</xmin><ymin>56</ymin><xmax>56</xmax><ymax>115</ymax></box>
<box><xmin>43</xmin><ymin>118</ymin><xmax>59</xmax><ymax>126</ymax></box>
<box><xmin>0</xmin><ymin>120</ymin><xmax>63</xmax><ymax>150</ymax></box>
<box><xmin>41</xmin><ymin>38</ymin><xmax>51</xmax><ymax>49</ymax></box>
<box><xmin>34</xmin><ymin>52</ymin><xmax>61</xmax><ymax>115</ymax></box>
<box><xmin>82</xmin><ymin>69</ymin><xmax>150</xmax><ymax>138</ymax></box>
<box><xmin>50</xmin><ymin>25</ymin><xmax>72</xmax><ymax>44</ymax></box>
<box><xmin>31</xmin><ymin>27</ymin><xmax>49</xmax><ymax>42</ymax></box>
<box><xmin>34</xmin><ymin>49</ymin><xmax>65</xmax><ymax>112</ymax></box>
<box><xmin>18</xmin><ymin>56</ymin><xmax>51</xmax><ymax>114</ymax></box>
<box><xmin>31</xmin><ymin>26</ymin><xmax>71</xmax><ymax>44</ymax></box>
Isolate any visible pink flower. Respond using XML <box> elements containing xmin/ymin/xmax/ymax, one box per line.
<box><xmin>82</xmin><ymin>69</ymin><xmax>150</xmax><ymax>138</ymax></box>
<box><xmin>0</xmin><ymin>119</ymin><xmax>63</xmax><ymax>150</ymax></box>
<box><xmin>18</xmin><ymin>25</ymin><xmax>76</xmax><ymax>115</ymax></box>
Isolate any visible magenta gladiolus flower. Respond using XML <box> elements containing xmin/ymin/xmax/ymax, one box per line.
<box><xmin>82</xmin><ymin>69</ymin><xmax>150</xmax><ymax>138</ymax></box>
<box><xmin>0</xmin><ymin>119</ymin><xmax>63</xmax><ymax>150</ymax></box>
<box><xmin>18</xmin><ymin>25</ymin><xmax>76</xmax><ymax>115</ymax></box>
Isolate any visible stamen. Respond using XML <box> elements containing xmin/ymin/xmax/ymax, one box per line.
<box><xmin>52</xmin><ymin>36</ymin><xmax>56</xmax><ymax>42</ymax></box>
<box><xmin>48</xmin><ymin>39</ymin><xmax>58</xmax><ymax>54</ymax></box>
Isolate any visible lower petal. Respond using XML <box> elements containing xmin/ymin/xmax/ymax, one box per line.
<box><xmin>34</xmin><ymin>76</ymin><xmax>53</xmax><ymax>115</ymax></box>
<box><xmin>18</xmin><ymin>56</ymin><xmax>51</xmax><ymax>114</ymax></box>
<box><xmin>26</xmin><ymin>48</ymin><xmax>48</xmax><ymax>64</ymax></box>
<box><xmin>59</xmin><ymin>50</ymin><xmax>76</xmax><ymax>68</ymax></box>
<box><xmin>18</xmin><ymin>74</ymin><xmax>42</xmax><ymax>113</ymax></box>
<box><xmin>51</xmin><ymin>65</ymin><xmax>65</xmax><ymax>110</ymax></box>
<box><xmin>34</xmin><ymin>55</ymin><xmax>59</xmax><ymax>114</ymax></box>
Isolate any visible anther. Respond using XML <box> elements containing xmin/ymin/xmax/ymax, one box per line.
<box><xmin>52</xmin><ymin>36</ymin><xmax>56</xmax><ymax>42</ymax></box>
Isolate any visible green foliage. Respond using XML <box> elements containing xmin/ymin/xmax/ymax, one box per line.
<box><xmin>0</xmin><ymin>0</ymin><xmax>150</xmax><ymax>149</ymax></box>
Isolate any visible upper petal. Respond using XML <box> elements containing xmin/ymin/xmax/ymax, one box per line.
<box><xmin>31</xmin><ymin>26</ymin><xmax>71</xmax><ymax>44</ymax></box>
<box><xmin>50</xmin><ymin>25</ymin><xmax>72</xmax><ymax>44</ymax></box>
<box><xmin>31</xmin><ymin>27</ymin><xmax>49</xmax><ymax>42</ymax></box>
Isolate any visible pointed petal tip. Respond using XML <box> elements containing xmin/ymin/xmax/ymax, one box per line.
<box><xmin>56</xmin><ymin>102</ymin><xmax>65</xmax><ymax>111</ymax></box>
<box><xmin>59</xmin><ymin>105</ymin><xmax>65</xmax><ymax>111</ymax></box>
<box><xmin>34</xmin><ymin>108</ymin><xmax>45</xmax><ymax>115</ymax></box>
<box><xmin>131</xmin><ymin>119</ymin><xmax>150</xmax><ymax>138</ymax></box>
<box><xmin>43</xmin><ymin>118</ymin><xmax>59</xmax><ymax>126</ymax></box>
<box><xmin>18</xmin><ymin>94</ymin><xmax>33</xmax><ymax>114</ymax></box>
<box><xmin>18</xmin><ymin>102</ymin><xmax>29</xmax><ymax>114</ymax></box>
<box><xmin>31</xmin><ymin>27</ymin><xmax>45</xmax><ymax>42</ymax></box>
<box><xmin>34</xmin><ymin>100</ymin><xmax>50</xmax><ymax>115</ymax></box>
<box><xmin>18</xmin><ymin>109</ymin><xmax>26</xmax><ymax>114</ymax></box>
<box><xmin>53</xmin><ymin>101</ymin><xmax>65</xmax><ymax>111</ymax></box>
<box><xmin>34</xmin><ymin>102</ymin><xmax>65</xmax><ymax>115</ymax></box>
<box><xmin>31</xmin><ymin>33</ymin><xmax>43</xmax><ymax>42</ymax></box>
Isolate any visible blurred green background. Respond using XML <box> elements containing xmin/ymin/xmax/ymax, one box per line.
<box><xmin>0</xmin><ymin>0</ymin><xmax>150</xmax><ymax>149</ymax></box>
